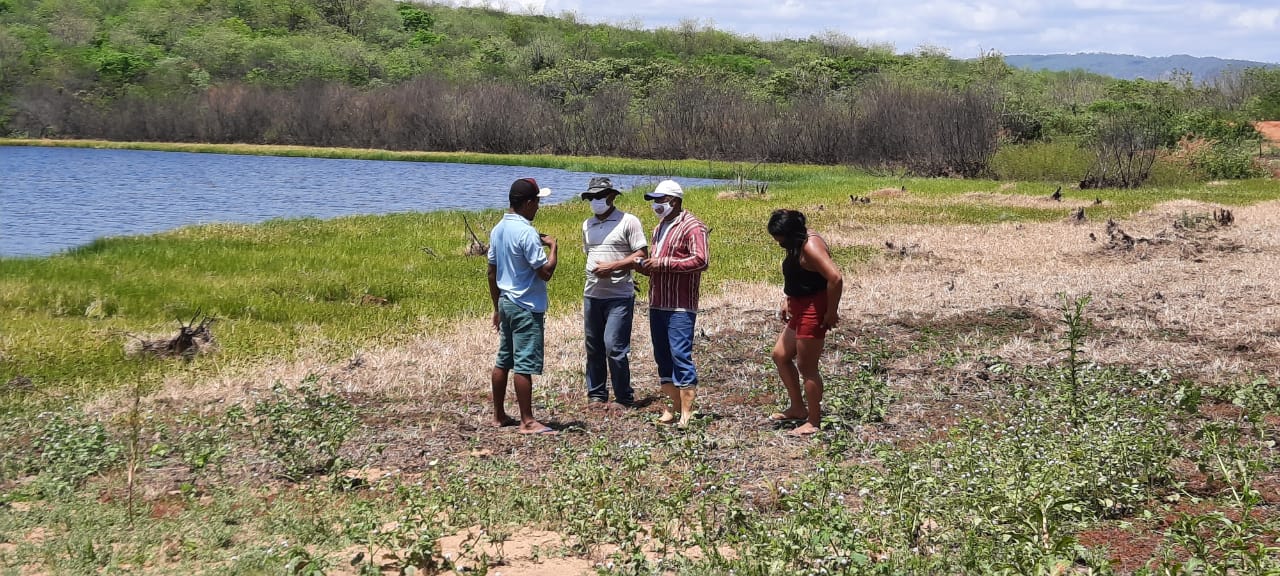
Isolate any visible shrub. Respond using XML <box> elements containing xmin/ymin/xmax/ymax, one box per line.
<box><xmin>1080</xmin><ymin>104</ymin><xmax>1171</xmax><ymax>188</ymax></box>
<box><xmin>990</xmin><ymin>139</ymin><xmax>1092</xmax><ymax>182</ymax></box>
<box><xmin>1158</xmin><ymin>136</ymin><xmax>1268</xmax><ymax>181</ymax></box>
<box><xmin>32</xmin><ymin>409</ymin><xmax>123</xmax><ymax>494</ymax></box>
<box><xmin>250</xmin><ymin>375</ymin><xmax>359</xmax><ymax>481</ymax></box>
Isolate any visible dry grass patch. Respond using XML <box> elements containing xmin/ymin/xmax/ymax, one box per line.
<box><xmin>826</xmin><ymin>199</ymin><xmax>1280</xmax><ymax>381</ymax></box>
<box><xmin>955</xmin><ymin>191</ymin><xmax>1096</xmax><ymax>209</ymax></box>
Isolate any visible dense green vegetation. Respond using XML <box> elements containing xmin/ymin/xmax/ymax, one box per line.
<box><xmin>2</xmin><ymin>1</ymin><xmax>1279</xmax><ymax>180</ymax></box>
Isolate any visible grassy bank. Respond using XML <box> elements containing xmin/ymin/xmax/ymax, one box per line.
<box><xmin>2</xmin><ymin>142</ymin><xmax>1278</xmax><ymax>575</ymax></box>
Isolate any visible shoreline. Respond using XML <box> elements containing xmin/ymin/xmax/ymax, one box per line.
<box><xmin>0</xmin><ymin>138</ymin><xmax>817</xmax><ymax>182</ymax></box>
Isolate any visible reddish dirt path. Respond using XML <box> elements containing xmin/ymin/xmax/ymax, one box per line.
<box><xmin>1256</xmin><ymin>121</ymin><xmax>1280</xmax><ymax>144</ymax></box>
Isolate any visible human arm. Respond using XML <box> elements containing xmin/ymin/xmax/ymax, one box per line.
<box><xmin>593</xmin><ymin>247</ymin><xmax>648</xmax><ymax>277</ymax></box>
<box><xmin>802</xmin><ymin>235</ymin><xmax>843</xmax><ymax>328</ymax></box>
<box><xmin>535</xmin><ymin>234</ymin><xmax>558</xmax><ymax>281</ymax></box>
<box><xmin>597</xmin><ymin>216</ymin><xmax>651</xmax><ymax>277</ymax></box>
<box><xmin>642</xmin><ymin>222</ymin><xmax>708</xmax><ymax>274</ymax></box>
<box><xmin>487</xmin><ymin>263</ymin><xmax>500</xmax><ymax>330</ymax></box>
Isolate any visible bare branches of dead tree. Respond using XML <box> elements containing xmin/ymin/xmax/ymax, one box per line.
<box><xmin>463</xmin><ymin>215</ymin><xmax>488</xmax><ymax>256</ymax></box>
<box><xmin>126</xmin><ymin>312</ymin><xmax>217</xmax><ymax>360</ymax></box>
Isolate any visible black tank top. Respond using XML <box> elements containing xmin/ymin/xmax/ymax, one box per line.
<box><xmin>782</xmin><ymin>235</ymin><xmax>828</xmax><ymax>297</ymax></box>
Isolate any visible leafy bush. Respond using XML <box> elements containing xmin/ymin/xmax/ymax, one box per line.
<box><xmin>1080</xmin><ymin>103</ymin><xmax>1172</xmax><ymax>188</ymax></box>
<box><xmin>1196</xmin><ymin>142</ymin><xmax>1269</xmax><ymax>179</ymax></box>
<box><xmin>250</xmin><ymin>375</ymin><xmax>359</xmax><ymax>481</ymax></box>
<box><xmin>990</xmin><ymin>139</ymin><xmax>1092</xmax><ymax>182</ymax></box>
<box><xmin>155</xmin><ymin>407</ymin><xmax>241</xmax><ymax>475</ymax></box>
<box><xmin>858</xmin><ymin>365</ymin><xmax>1177</xmax><ymax>571</ymax></box>
<box><xmin>32</xmin><ymin>408</ymin><xmax>123</xmax><ymax>494</ymax></box>
<box><xmin>1157</xmin><ymin>136</ymin><xmax>1267</xmax><ymax>181</ymax></box>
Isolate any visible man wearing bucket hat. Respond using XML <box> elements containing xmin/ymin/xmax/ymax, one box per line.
<box><xmin>487</xmin><ymin>177</ymin><xmax>558</xmax><ymax>435</ymax></box>
<box><xmin>579</xmin><ymin>177</ymin><xmax>649</xmax><ymax>410</ymax></box>
<box><xmin>635</xmin><ymin>179</ymin><xmax>709</xmax><ymax>429</ymax></box>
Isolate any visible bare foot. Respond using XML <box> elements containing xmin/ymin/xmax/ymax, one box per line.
<box><xmin>517</xmin><ymin>422</ymin><xmax>558</xmax><ymax>435</ymax></box>
<box><xmin>787</xmin><ymin>422</ymin><xmax>820</xmax><ymax>436</ymax></box>
<box><xmin>769</xmin><ymin>410</ymin><xmax>808</xmax><ymax>422</ymax></box>
<box><xmin>490</xmin><ymin>415</ymin><xmax>518</xmax><ymax>427</ymax></box>
<box><xmin>657</xmin><ymin>411</ymin><xmax>677</xmax><ymax>425</ymax></box>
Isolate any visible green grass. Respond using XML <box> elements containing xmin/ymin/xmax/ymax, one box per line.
<box><xmin>1</xmin><ymin>140</ymin><xmax>1277</xmax><ymax>409</ymax></box>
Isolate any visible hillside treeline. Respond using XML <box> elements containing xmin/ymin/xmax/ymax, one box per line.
<box><xmin>2</xmin><ymin>0</ymin><xmax>1279</xmax><ymax>179</ymax></box>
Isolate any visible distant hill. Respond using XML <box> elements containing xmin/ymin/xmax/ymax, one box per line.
<box><xmin>1003</xmin><ymin>53</ymin><xmax>1278</xmax><ymax>82</ymax></box>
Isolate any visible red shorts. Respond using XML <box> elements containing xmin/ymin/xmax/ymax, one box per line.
<box><xmin>786</xmin><ymin>292</ymin><xmax>829</xmax><ymax>339</ymax></box>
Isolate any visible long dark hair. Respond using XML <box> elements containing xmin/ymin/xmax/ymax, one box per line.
<box><xmin>767</xmin><ymin>209</ymin><xmax>808</xmax><ymax>255</ymax></box>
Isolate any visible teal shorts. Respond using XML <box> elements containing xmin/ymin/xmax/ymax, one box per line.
<box><xmin>496</xmin><ymin>297</ymin><xmax>545</xmax><ymax>375</ymax></box>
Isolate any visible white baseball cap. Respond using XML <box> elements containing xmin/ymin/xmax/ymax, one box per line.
<box><xmin>644</xmin><ymin>179</ymin><xmax>684</xmax><ymax>200</ymax></box>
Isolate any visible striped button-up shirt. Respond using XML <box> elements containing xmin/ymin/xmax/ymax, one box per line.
<box><xmin>648</xmin><ymin>210</ymin><xmax>709</xmax><ymax>312</ymax></box>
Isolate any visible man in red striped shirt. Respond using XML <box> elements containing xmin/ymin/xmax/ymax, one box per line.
<box><xmin>635</xmin><ymin>180</ymin><xmax>709</xmax><ymax>429</ymax></box>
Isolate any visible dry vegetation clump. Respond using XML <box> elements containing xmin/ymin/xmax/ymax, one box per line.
<box><xmin>868</xmin><ymin>186</ymin><xmax>908</xmax><ymax>199</ymax></box>
<box><xmin>956</xmin><ymin>191</ymin><xmax>1096</xmax><ymax>209</ymax></box>
<box><xmin>123</xmin><ymin>315</ymin><xmax>217</xmax><ymax>359</ymax></box>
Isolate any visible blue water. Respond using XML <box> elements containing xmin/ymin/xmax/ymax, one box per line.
<box><xmin>0</xmin><ymin>146</ymin><xmax>725</xmax><ymax>257</ymax></box>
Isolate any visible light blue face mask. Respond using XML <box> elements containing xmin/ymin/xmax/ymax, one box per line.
<box><xmin>590</xmin><ymin>198</ymin><xmax>611</xmax><ymax>215</ymax></box>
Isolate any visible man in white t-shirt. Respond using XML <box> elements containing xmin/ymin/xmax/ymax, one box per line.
<box><xmin>580</xmin><ymin>177</ymin><xmax>649</xmax><ymax>409</ymax></box>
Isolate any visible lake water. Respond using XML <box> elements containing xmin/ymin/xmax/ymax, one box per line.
<box><xmin>0</xmin><ymin>146</ymin><xmax>727</xmax><ymax>258</ymax></box>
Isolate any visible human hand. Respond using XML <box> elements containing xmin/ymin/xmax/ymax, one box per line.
<box><xmin>492</xmin><ymin>311</ymin><xmax>500</xmax><ymax>331</ymax></box>
<box><xmin>821</xmin><ymin>311</ymin><xmax>840</xmax><ymax>329</ymax></box>
<box><xmin>539</xmin><ymin>234</ymin><xmax>556</xmax><ymax>248</ymax></box>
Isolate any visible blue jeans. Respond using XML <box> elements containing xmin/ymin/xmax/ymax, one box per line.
<box><xmin>650</xmin><ymin>309</ymin><xmax>697</xmax><ymax>388</ymax></box>
<box><xmin>584</xmin><ymin>296</ymin><xmax>635</xmax><ymax>404</ymax></box>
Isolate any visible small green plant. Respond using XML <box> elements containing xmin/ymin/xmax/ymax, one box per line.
<box><xmin>32</xmin><ymin>408</ymin><xmax>123</xmax><ymax>495</ymax></box>
<box><xmin>173</xmin><ymin>407</ymin><xmax>240</xmax><ymax>474</ymax></box>
<box><xmin>283</xmin><ymin>545</ymin><xmax>331</xmax><ymax>576</ymax></box>
<box><xmin>1056</xmin><ymin>293</ymin><xmax>1092</xmax><ymax>424</ymax></box>
<box><xmin>251</xmin><ymin>375</ymin><xmax>360</xmax><ymax>481</ymax></box>
<box><xmin>825</xmin><ymin>341</ymin><xmax>896</xmax><ymax>428</ymax></box>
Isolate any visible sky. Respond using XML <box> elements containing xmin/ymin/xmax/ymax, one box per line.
<box><xmin>461</xmin><ymin>0</ymin><xmax>1280</xmax><ymax>64</ymax></box>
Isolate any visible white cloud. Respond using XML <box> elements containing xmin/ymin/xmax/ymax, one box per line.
<box><xmin>1231</xmin><ymin>8</ymin><xmax>1280</xmax><ymax>30</ymax></box>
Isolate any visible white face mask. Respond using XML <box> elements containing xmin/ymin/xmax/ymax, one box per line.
<box><xmin>652</xmin><ymin>201</ymin><xmax>671</xmax><ymax>218</ymax></box>
<box><xmin>589</xmin><ymin>198</ymin><xmax>611</xmax><ymax>215</ymax></box>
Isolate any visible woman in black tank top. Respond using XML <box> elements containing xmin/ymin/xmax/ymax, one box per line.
<box><xmin>782</xmin><ymin>242</ymin><xmax>829</xmax><ymax>297</ymax></box>
<box><xmin>766</xmin><ymin>209</ymin><xmax>844</xmax><ymax>436</ymax></box>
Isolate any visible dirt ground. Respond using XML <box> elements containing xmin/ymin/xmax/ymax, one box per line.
<box><xmin>1256</xmin><ymin>121</ymin><xmax>1280</xmax><ymax>145</ymax></box>
<box><xmin>101</xmin><ymin>195</ymin><xmax>1280</xmax><ymax>574</ymax></box>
